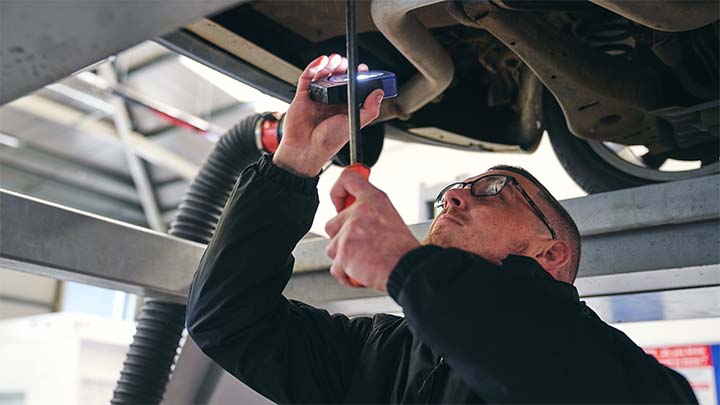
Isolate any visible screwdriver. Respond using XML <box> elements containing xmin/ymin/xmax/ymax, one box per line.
<box><xmin>343</xmin><ymin>0</ymin><xmax>369</xmax><ymax>288</ymax></box>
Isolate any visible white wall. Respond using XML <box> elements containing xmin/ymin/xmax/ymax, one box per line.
<box><xmin>0</xmin><ymin>313</ymin><xmax>135</xmax><ymax>405</ymax></box>
<box><xmin>311</xmin><ymin>134</ymin><xmax>585</xmax><ymax>235</ymax></box>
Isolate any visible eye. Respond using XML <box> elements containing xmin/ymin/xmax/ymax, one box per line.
<box><xmin>484</xmin><ymin>177</ymin><xmax>506</xmax><ymax>195</ymax></box>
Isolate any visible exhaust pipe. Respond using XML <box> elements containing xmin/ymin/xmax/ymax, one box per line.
<box><xmin>371</xmin><ymin>0</ymin><xmax>454</xmax><ymax>121</ymax></box>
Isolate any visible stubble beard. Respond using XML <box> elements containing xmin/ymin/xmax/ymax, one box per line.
<box><xmin>423</xmin><ymin>226</ymin><xmax>450</xmax><ymax>247</ymax></box>
<box><xmin>422</xmin><ymin>223</ymin><xmax>513</xmax><ymax>266</ymax></box>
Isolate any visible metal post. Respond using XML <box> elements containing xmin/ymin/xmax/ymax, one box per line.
<box><xmin>98</xmin><ymin>63</ymin><xmax>166</xmax><ymax>232</ymax></box>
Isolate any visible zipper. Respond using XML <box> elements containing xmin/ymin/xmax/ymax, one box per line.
<box><xmin>418</xmin><ymin>356</ymin><xmax>445</xmax><ymax>404</ymax></box>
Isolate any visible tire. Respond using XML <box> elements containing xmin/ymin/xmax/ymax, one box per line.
<box><xmin>544</xmin><ymin>92</ymin><xmax>719</xmax><ymax>193</ymax></box>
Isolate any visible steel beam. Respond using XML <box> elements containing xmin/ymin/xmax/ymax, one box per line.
<box><xmin>0</xmin><ymin>190</ymin><xmax>201</xmax><ymax>303</ymax></box>
<box><xmin>0</xmin><ymin>0</ymin><xmax>243</xmax><ymax>105</ymax></box>
<box><xmin>0</xmin><ymin>165</ymin><xmax>148</xmax><ymax>226</ymax></box>
<box><xmin>293</xmin><ymin>174</ymin><xmax>720</xmax><ymax>276</ymax></box>
<box><xmin>1</xmin><ymin>175</ymin><xmax>718</xmax><ymax>305</ymax></box>
<box><xmin>0</xmin><ymin>144</ymin><xmax>140</xmax><ymax>205</ymax></box>
<box><xmin>7</xmin><ymin>95</ymin><xmax>200</xmax><ymax>180</ymax></box>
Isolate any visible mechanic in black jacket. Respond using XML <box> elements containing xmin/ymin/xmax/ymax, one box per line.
<box><xmin>186</xmin><ymin>54</ymin><xmax>697</xmax><ymax>404</ymax></box>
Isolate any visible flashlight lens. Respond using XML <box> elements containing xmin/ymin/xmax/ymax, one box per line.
<box><xmin>328</xmin><ymin>72</ymin><xmax>383</xmax><ymax>82</ymax></box>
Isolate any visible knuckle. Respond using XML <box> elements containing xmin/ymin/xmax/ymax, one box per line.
<box><xmin>337</xmin><ymin>240</ymin><xmax>351</xmax><ymax>257</ymax></box>
<box><xmin>353</xmin><ymin>201</ymin><xmax>367</xmax><ymax>212</ymax></box>
<box><xmin>345</xmin><ymin>217</ymin><xmax>359</xmax><ymax>232</ymax></box>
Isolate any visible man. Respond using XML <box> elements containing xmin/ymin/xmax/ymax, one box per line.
<box><xmin>186</xmin><ymin>54</ymin><xmax>696</xmax><ymax>404</ymax></box>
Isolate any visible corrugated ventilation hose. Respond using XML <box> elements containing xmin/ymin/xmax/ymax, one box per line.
<box><xmin>111</xmin><ymin>112</ymin><xmax>274</xmax><ymax>405</ymax></box>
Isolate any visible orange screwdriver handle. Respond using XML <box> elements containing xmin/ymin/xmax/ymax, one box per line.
<box><xmin>341</xmin><ymin>163</ymin><xmax>370</xmax><ymax>287</ymax></box>
<box><xmin>343</xmin><ymin>163</ymin><xmax>371</xmax><ymax>209</ymax></box>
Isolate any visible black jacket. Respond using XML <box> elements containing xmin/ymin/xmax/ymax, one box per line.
<box><xmin>186</xmin><ymin>154</ymin><xmax>697</xmax><ymax>404</ymax></box>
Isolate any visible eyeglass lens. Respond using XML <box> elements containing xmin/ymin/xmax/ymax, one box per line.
<box><xmin>435</xmin><ymin>175</ymin><xmax>507</xmax><ymax>207</ymax></box>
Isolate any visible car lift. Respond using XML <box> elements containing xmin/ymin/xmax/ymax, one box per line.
<box><xmin>2</xmin><ymin>174</ymin><xmax>718</xmax><ymax>305</ymax></box>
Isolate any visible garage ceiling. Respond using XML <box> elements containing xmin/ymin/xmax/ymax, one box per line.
<box><xmin>0</xmin><ymin>40</ymin><xmax>288</xmax><ymax>319</ymax></box>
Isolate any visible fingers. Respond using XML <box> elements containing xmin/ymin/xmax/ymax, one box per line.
<box><xmin>326</xmin><ymin>234</ymin><xmax>338</xmax><ymax>259</ymax></box>
<box><xmin>316</xmin><ymin>54</ymin><xmax>367</xmax><ymax>80</ymax></box>
<box><xmin>330</xmin><ymin>168</ymin><xmax>374</xmax><ymax>213</ymax></box>
<box><xmin>360</xmin><ymin>89</ymin><xmax>384</xmax><ymax>127</ymax></box>
<box><xmin>312</xmin><ymin>53</ymin><xmax>343</xmax><ymax>81</ymax></box>
<box><xmin>326</xmin><ymin>217</ymin><xmax>354</xmax><ymax>287</ymax></box>
<box><xmin>329</xmin><ymin>260</ymin><xmax>353</xmax><ymax>287</ymax></box>
<box><xmin>337</xmin><ymin>57</ymin><xmax>348</xmax><ymax>75</ymax></box>
<box><xmin>295</xmin><ymin>54</ymin><xmax>372</xmax><ymax>100</ymax></box>
<box><xmin>325</xmin><ymin>209</ymin><xmax>349</xmax><ymax>238</ymax></box>
<box><xmin>296</xmin><ymin>55</ymin><xmax>329</xmax><ymax>93</ymax></box>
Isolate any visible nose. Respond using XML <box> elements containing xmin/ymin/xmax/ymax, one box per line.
<box><xmin>444</xmin><ymin>188</ymin><xmax>469</xmax><ymax>210</ymax></box>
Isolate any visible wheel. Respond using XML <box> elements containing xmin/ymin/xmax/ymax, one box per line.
<box><xmin>544</xmin><ymin>93</ymin><xmax>720</xmax><ymax>193</ymax></box>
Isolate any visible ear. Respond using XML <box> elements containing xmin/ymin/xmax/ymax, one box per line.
<box><xmin>533</xmin><ymin>240</ymin><xmax>571</xmax><ymax>280</ymax></box>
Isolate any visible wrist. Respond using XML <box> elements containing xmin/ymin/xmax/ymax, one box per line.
<box><xmin>273</xmin><ymin>146</ymin><xmax>322</xmax><ymax>177</ymax></box>
<box><xmin>378</xmin><ymin>239</ymin><xmax>421</xmax><ymax>293</ymax></box>
<box><xmin>387</xmin><ymin>244</ymin><xmax>440</xmax><ymax>298</ymax></box>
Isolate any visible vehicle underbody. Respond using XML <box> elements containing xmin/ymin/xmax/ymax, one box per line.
<box><xmin>166</xmin><ymin>0</ymin><xmax>719</xmax><ymax>192</ymax></box>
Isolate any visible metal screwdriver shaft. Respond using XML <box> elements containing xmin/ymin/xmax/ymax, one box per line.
<box><xmin>343</xmin><ymin>0</ymin><xmax>369</xmax><ymax>288</ymax></box>
<box><xmin>346</xmin><ymin>0</ymin><xmax>362</xmax><ymax>166</ymax></box>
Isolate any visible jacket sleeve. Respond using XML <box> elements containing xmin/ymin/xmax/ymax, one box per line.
<box><xmin>387</xmin><ymin>245</ymin><xmax>698</xmax><ymax>404</ymax></box>
<box><xmin>186</xmin><ymin>154</ymin><xmax>372</xmax><ymax>404</ymax></box>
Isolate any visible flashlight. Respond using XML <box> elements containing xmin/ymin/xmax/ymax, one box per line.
<box><xmin>310</xmin><ymin>70</ymin><xmax>398</xmax><ymax>105</ymax></box>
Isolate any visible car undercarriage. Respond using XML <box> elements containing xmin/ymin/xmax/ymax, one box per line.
<box><xmin>162</xmin><ymin>0</ymin><xmax>719</xmax><ymax>192</ymax></box>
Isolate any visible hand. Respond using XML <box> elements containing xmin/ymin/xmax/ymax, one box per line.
<box><xmin>273</xmin><ymin>54</ymin><xmax>385</xmax><ymax>177</ymax></box>
<box><xmin>325</xmin><ymin>169</ymin><xmax>420</xmax><ymax>291</ymax></box>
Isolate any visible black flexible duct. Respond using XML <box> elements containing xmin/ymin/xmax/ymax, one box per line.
<box><xmin>111</xmin><ymin>112</ymin><xmax>273</xmax><ymax>405</ymax></box>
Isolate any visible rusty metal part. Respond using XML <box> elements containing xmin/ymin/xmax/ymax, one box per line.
<box><xmin>589</xmin><ymin>0</ymin><xmax>719</xmax><ymax>32</ymax></box>
<box><xmin>449</xmin><ymin>1</ymin><xmax>670</xmax><ymax>147</ymax></box>
<box><xmin>571</xmin><ymin>14</ymin><xmax>635</xmax><ymax>59</ymax></box>
<box><xmin>512</xmin><ymin>66</ymin><xmax>545</xmax><ymax>151</ymax></box>
<box><xmin>651</xmin><ymin>24</ymin><xmax>719</xmax><ymax>101</ymax></box>
<box><xmin>252</xmin><ymin>0</ymin><xmax>458</xmax><ymax>43</ymax></box>
<box><xmin>371</xmin><ymin>0</ymin><xmax>455</xmax><ymax>121</ymax></box>
<box><xmin>491</xmin><ymin>0</ymin><xmax>592</xmax><ymax>11</ymax></box>
<box><xmin>478</xmin><ymin>44</ymin><xmax>522</xmax><ymax>106</ymax></box>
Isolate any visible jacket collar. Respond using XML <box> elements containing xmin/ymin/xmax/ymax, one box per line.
<box><xmin>501</xmin><ymin>254</ymin><xmax>580</xmax><ymax>303</ymax></box>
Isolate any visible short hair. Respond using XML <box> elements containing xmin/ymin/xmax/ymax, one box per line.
<box><xmin>489</xmin><ymin>165</ymin><xmax>581</xmax><ymax>283</ymax></box>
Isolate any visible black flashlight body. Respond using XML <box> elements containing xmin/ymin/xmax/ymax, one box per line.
<box><xmin>309</xmin><ymin>70</ymin><xmax>398</xmax><ymax>105</ymax></box>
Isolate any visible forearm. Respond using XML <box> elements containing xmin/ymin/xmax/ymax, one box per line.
<box><xmin>186</xmin><ymin>154</ymin><xmax>320</xmax><ymax>348</ymax></box>
<box><xmin>185</xmin><ymin>155</ymin><xmax>374</xmax><ymax>404</ymax></box>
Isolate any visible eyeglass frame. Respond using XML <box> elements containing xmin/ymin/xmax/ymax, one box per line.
<box><xmin>434</xmin><ymin>174</ymin><xmax>557</xmax><ymax>240</ymax></box>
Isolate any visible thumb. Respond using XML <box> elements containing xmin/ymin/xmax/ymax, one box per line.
<box><xmin>330</xmin><ymin>167</ymin><xmax>373</xmax><ymax>212</ymax></box>
<box><xmin>360</xmin><ymin>89</ymin><xmax>384</xmax><ymax>128</ymax></box>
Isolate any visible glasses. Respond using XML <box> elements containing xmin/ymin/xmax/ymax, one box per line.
<box><xmin>434</xmin><ymin>175</ymin><xmax>557</xmax><ymax>240</ymax></box>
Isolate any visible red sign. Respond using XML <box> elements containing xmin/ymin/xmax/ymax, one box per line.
<box><xmin>645</xmin><ymin>345</ymin><xmax>713</xmax><ymax>368</ymax></box>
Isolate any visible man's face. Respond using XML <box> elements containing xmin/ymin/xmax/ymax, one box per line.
<box><xmin>424</xmin><ymin>169</ymin><xmax>550</xmax><ymax>264</ymax></box>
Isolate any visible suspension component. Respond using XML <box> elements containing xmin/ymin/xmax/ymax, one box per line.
<box><xmin>449</xmin><ymin>1</ymin><xmax>671</xmax><ymax>148</ymax></box>
<box><xmin>571</xmin><ymin>14</ymin><xmax>634</xmax><ymax>59</ymax></box>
